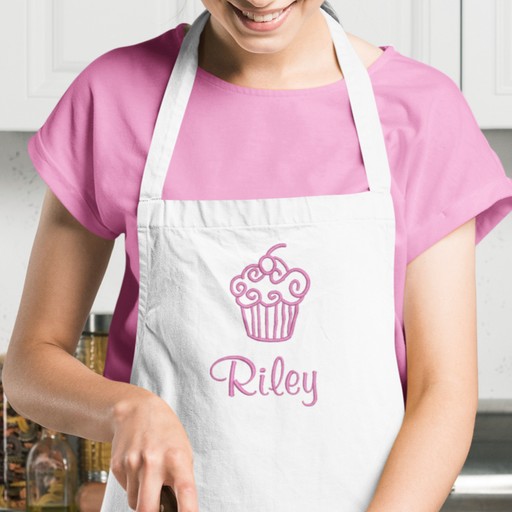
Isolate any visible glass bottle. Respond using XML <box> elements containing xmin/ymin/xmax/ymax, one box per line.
<box><xmin>75</xmin><ymin>313</ymin><xmax>112</xmax><ymax>485</ymax></box>
<box><xmin>26</xmin><ymin>428</ymin><xmax>78</xmax><ymax>512</ymax></box>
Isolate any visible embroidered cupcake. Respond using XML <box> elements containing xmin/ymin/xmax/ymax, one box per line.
<box><xmin>230</xmin><ymin>244</ymin><xmax>311</xmax><ymax>342</ymax></box>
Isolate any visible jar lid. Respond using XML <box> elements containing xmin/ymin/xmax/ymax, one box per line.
<box><xmin>82</xmin><ymin>313</ymin><xmax>113</xmax><ymax>334</ymax></box>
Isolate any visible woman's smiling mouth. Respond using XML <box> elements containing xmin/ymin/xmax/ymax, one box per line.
<box><xmin>229</xmin><ymin>2</ymin><xmax>296</xmax><ymax>31</ymax></box>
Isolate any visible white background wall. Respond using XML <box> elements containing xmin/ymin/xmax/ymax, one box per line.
<box><xmin>0</xmin><ymin>131</ymin><xmax>126</xmax><ymax>345</ymax></box>
<box><xmin>1</xmin><ymin>130</ymin><xmax>512</xmax><ymax>402</ymax></box>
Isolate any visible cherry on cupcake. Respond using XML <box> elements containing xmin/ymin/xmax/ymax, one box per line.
<box><xmin>258</xmin><ymin>255</ymin><xmax>276</xmax><ymax>275</ymax></box>
<box><xmin>258</xmin><ymin>243</ymin><xmax>287</xmax><ymax>275</ymax></box>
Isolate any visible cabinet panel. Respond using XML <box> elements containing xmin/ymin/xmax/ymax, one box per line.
<box><xmin>463</xmin><ymin>0</ymin><xmax>512</xmax><ymax>128</ymax></box>
<box><xmin>0</xmin><ymin>0</ymin><xmax>204</xmax><ymax>131</ymax></box>
<box><xmin>332</xmin><ymin>0</ymin><xmax>460</xmax><ymax>86</ymax></box>
<box><xmin>331</xmin><ymin>0</ymin><xmax>413</xmax><ymax>55</ymax></box>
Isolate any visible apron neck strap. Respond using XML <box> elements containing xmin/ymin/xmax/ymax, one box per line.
<box><xmin>139</xmin><ymin>2</ymin><xmax>391</xmax><ymax>201</ymax></box>
<box><xmin>139</xmin><ymin>9</ymin><xmax>209</xmax><ymax>203</ymax></box>
<box><xmin>319</xmin><ymin>6</ymin><xmax>391</xmax><ymax>194</ymax></box>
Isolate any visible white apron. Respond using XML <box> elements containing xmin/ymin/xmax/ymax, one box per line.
<box><xmin>100</xmin><ymin>2</ymin><xmax>405</xmax><ymax>510</ymax></box>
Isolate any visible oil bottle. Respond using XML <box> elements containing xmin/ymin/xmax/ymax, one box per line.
<box><xmin>26</xmin><ymin>427</ymin><xmax>78</xmax><ymax>512</ymax></box>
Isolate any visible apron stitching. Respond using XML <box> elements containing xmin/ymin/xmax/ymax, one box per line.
<box><xmin>143</xmin><ymin>218</ymin><xmax>395</xmax><ymax>230</ymax></box>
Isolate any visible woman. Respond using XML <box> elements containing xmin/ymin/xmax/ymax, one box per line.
<box><xmin>4</xmin><ymin>1</ymin><xmax>512</xmax><ymax>510</ymax></box>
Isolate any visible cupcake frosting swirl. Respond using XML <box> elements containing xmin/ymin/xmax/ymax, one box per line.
<box><xmin>230</xmin><ymin>244</ymin><xmax>311</xmax><ymax>308</ymax></box>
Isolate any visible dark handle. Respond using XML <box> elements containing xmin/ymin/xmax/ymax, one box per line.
<box><xmin>160</xmin><ymin>485</ymin><xmax>178</xmax><ymax>512</ymax></box>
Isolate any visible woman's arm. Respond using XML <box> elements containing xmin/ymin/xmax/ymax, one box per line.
<box><xmin>366</xmin><ymin>217</ymin><xmax>478</xmax><ymax>512</ymax></box>
<box><xmin>3</xmin><ymin>188</ymin><xmax>201</xmax><ymax>512</ymax></box>
<box><xmin>3</xmin><ymin>186</ymin><xmax>132</xmax><ymax>442</ymax></box>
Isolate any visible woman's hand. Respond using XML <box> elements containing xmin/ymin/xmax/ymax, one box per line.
<box><xmin>111</xmin><ymin>393</ymin><xmax>199</xmax><ymax>512</ymax></box>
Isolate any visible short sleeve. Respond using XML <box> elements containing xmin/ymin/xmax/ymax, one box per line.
<box><xmin>404</xmin><ymin>75</ymin><xmax>512</xmax><ymax>264</ymax></box>
<box><xmin>27</xmin><ymin>59</ymin><xmax>119</xmax><ymax>240</ymax></box>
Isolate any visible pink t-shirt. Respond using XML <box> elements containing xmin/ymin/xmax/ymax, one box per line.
<box><xmin>28</xmin><ymin>23</ymin><xmax>512</xmax><ymax>403</ymax></box>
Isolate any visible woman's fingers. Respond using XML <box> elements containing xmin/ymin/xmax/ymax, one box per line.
<box><xmin>164</xmin><ymin>446</ymin><xmax>198</xmax><ymax>512</ymax></box>
<box><xmin>132</xmin><ymin>452</ymin><xmax>198</xmax><ymax>512</ymax></box>
<box><xmin>135</xmin><ymin>466</ymin><xmax>165</xmax><ymax>512</ymax></box>
<box><xmin>110</xmin><ymin>450</ymin><xmax>141</xmax><ymax>510</ymax></box>
<box><xmin>113</xmin><ymin>445</ymin><xmax>199</xmax><ymax>512</ymax></box>
<box><xmin>171</xmin><ymin>474</ymin><xmax>198</xmax><ymax>512</ymax></box>
<box><xmin>125</xmin><ymin>471</ymin><xmax>141</xmax><ymax>511</ymax></box>
<box><xmin>110</xmin><ymin>394</ymin><xmax>199</xmax><ymax>512</ymax></box>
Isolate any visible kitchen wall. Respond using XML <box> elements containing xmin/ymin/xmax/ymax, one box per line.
<box><xmin>1</xmin><ymin>130</ymin><xmax>512</xmax><ymax>404</ymax></box>
<box><xmin>0</xmin><ymin>131</ymin><xmax>125</xmax><ymax>346</ymax></box>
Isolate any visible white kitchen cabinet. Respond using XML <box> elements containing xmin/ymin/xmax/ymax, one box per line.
<box><xmin>0</xmin><ymin>0</ymin><xmax>482</xmax><ymax>131</ymax></box>
<box><xmin>462</xmin><ymin>0</ymin><xmax>512</xmax><ymax>129</ymax></box>
<box><xmin>332</xmin><ymin>0</ymin><xmax>461</xmax><ymax>87</ymax></box>
<box><xmin>0</xmin><ymin>0</ymin><xmax>205</xmax><ymax>131</ymax></box>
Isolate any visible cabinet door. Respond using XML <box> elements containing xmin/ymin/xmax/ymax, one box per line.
<box><xmin>1</xmin><ymin>0</ymin><xmax>460</xmax><ymax>131</ymax></box>
<box><xmin>0</xmin><ymin>0</ymin><xmax>204</xmax><ymax>131</ymax></box>
<box><xmin>331</xmin><ymin>0</ymin><xmax>460</xmax><ymax>86</ymax></box>
<box><xmin>462</xmin><ymin>0</ymin><xmax>512</xmax><ymax>128</ymax></box>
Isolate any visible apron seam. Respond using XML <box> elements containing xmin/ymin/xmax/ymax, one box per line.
<box><xmin>138</xmin><ymin>218</ymin><xmax>395</xmax><ymax>231</ymax></box>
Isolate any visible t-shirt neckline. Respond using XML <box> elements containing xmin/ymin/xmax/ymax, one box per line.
<box><xmin>175</xmin><ymin>22</ymin><xmax>395</xmax><ymax>97</ymax></box>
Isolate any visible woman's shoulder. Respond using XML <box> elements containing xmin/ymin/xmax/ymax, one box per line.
<box><xmin>370</xmin><ymin>42</ymin><xmax>461</xmax><ymax>97</ymax></box>
<box><xmin>359</xmin><ymin>40</ymin><xmax>468</xmax><ymax>120</ymax></box>
<box><xmin>75</xmin><ymin>25</ymin><xmax>185</xmax><ymax>93</ymax></box>
<box><xmin>331</xmin><ymin>28</ymin><xmax>462</xmax><ymax>106</ymax></box>
<box><xmin>346</xmin><ymin>32</ymin><xmax>384</xmax><ymax>71</ymax></box>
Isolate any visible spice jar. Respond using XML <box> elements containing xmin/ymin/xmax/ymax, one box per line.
<box><xmin>75</xmin><ymin>314</ymin><xmax>113</xmax><ymax>485</ymax></box>
<box><xmin>0</xmin><ymin>353</ymin><xmax>7</xmax><ymax>509</ymax></box>
<box><xmin>2</xmin><ymin>365</ymin><xmax>42</xmax><ymax>510</ymax></box>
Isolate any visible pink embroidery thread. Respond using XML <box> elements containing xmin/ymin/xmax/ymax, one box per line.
<box><xmin>209</xmin><ymin>355</ymin><xmax>318</xmax><ymax>407</ymax></box>
<box><xmin>230</xmin><ymin>244</ymin><xmax>311</xmax><ymax>342</ymax></box>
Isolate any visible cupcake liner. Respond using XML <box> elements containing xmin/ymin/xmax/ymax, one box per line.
<box><xmin>240</xmin><ymin>303</ymin><xmax>298</xmax><ymax>342</ymax></box>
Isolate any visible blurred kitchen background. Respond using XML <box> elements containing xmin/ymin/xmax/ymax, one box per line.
<box><xmin>0</xmin><ymin>0</ymin><xmax>511</xmax><ymax>510</ymax></box>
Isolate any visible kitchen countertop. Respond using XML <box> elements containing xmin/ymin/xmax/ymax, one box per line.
<box><xmin>441</xmin><ymin>413</ymin><xmax>512</xmax><ymax>511</ymax></box>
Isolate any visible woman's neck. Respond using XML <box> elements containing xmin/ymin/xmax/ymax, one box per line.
<box><xmin>196</xmin><ymin>9</ymin><xmax>344</xmax><ymax>90</ymax></box>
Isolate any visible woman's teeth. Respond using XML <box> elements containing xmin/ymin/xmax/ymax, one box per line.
<box><xmin>242</xmin><ymin>8</ymin><xmax>284</xmax><ymax>22</ymax></box>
